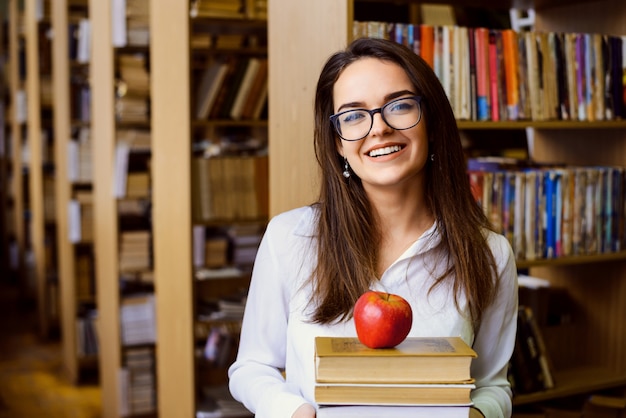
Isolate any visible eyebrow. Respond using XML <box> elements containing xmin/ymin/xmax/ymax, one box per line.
<box><xmin>336</xmin><ymin>90</ymin><xmax>415</xmax><ymax>112</ymax></box>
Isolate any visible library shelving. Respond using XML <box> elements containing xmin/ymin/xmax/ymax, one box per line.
<box><xmin>51</xmin><ymin>0</ymin><xmax>98</xmax><ymax>384</ymax></box>
<box><xmin>4</xmin><ymin>0</ymin><xmax>27</xmax><ymax>294</ymax></box>
<box><xmin>268</xmin><ymin>0</ymin><xmax>626</xmax><ymax>414</ymax></box>
<box><xmin>89</xmin><ymin>0</ymin><xmax>119</xmax><ymax>415</ymax></box>
<box><xmin>152</xmin><ymin>0</ymin><xmax>267</xmax><ymax>416</ymax></box>
<box><xmin>91</xmin><ymin>0</ymin><xmax>155</xmax><ymax>416</ymax></box>
<box><xmin>1</xmin><ymin>5</ymin><xmax>10</xmax><ymax>280</ymax></box>
<box><xmin>23</xmin><ymin>0</ymin><xmax>60</xmax><ymax>338</ymax></box>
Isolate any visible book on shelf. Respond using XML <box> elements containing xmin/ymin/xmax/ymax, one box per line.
<box><xmin>509</xmin><ymin>305</ymin><xmax>554</xmax><ymax>394</ymax></box>
<box><xmin>229</xmin><ymin>57</ymin><xmax>262</xmax><ymax>120</ymax></box>
<box><xmin>195</xmin><ymin>60</ymin><xmax>230</xmax><ymax>120</ymax></box>
<box><xmin>317</xmin><ymin>405</ymin><xmax>470</xmax><ymax>418</ymax></box>
<box><xmin>218</xmin><ymin>57</ymin><xmax>251</xmax><ymax>120</ymax></box>
<box><xmin>121</xmin><ymin>346</ymin><xmax>156</xmax><ymax>415</ymax></box>
<box><xmin>467</xmin><ymin>164</ymin><xmax>626</xmax><ymax>262</ymax></box>
<box><xmin>523</xmin><ymin>306</ymin><xmax>555</xmax><ymax>390</ymax></box>
<box><xmin>240</xmin><ymin>57</ymin><xmax>268</xmax><ymax>120</ymax></box>
<box><xmin>191</xmin><ymin>154</ymin><xmax>268</xmax><ymax>221</ymax></box>
<box><xmin>352</xmin><ymin>21</ymin><xmax>626</xmax><ymax>122</ymax></box>
<box><xmin>120</xmin><ymin>294</ymin><xmax>156</xmax><ymax>346</ymax></box>
<box><xmin>314</xmin><ymin>336</ymin><xmax>476</xmax><ymax>384</ymax></box>
<box><xmin>314</xmin><ymin>382</ymin><xmax>474</xmax><ymax>406</ymax></box>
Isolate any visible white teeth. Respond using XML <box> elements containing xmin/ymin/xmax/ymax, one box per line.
<box><xmin>369</xmin><ymin>145</ymin><xmax>402</xmax><ymax>157</ymax></box>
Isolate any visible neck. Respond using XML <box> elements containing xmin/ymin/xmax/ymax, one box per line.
<box><xmin>366</xmin><ymin>183</ymin><xmax>434</xmax><ymax>275</ymax></box>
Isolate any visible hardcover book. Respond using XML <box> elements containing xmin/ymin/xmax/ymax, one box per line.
<box><xmin>314</xmin><ymin>336</ymin><xmax>476</xmax><ymax>384</ymax></box>
<box><xmin>314</xmin><ymin>382</ymin><xmax>475</xmax><ymax>406</ymax></box>
<box><xmin>317</xmin><ymin>405</ymin><xmax>470</xmax><ymax>418</ymax></box>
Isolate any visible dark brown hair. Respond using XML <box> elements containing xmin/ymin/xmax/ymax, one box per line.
<box><xmin>310</xmin><ymin>37</ymin><xmax>499</xmax><ymax>328</ymax></box>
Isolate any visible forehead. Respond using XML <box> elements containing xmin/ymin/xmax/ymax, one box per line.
<box><xmin>333</xmin><ymin>58</ymin><xmax>412</xmax><ymax>105</ymax></box>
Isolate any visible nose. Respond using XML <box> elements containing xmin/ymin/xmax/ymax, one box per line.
<box><xmin>369</xmin><ymin>111</ymin><xmax>392</xmax><ymax>137</ymax></box>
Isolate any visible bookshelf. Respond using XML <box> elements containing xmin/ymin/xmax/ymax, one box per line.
<box><xmin>268</xmin><ymin>0</ymin><xmax>626</xmax><ymax>413</ymax></box>
<box><xmin>152</xmin><ymin>1</ymin><xmax>267</xmax><ymax>416</ymax></box>
<box><xmin>4</xmin><ymin>0</ymin><xmax>26</xmax><ymax>294</ymax></box>
<box><xmin>89</xmin><ymin>0</ymin><xmax>119</xmax><ymax>415</ymax></box>
<box><xmin>51</xmin><ymin>0</ymin><xmax>97</xmax><ymax>384</ymax></box>
<box><xmin>23</xmin><ymin>0</ymin><xmax>59</xmax><ymax>338</ymax></box>
<box><xmin>90</xmin><ymin>0</ymin><xmax>157</xmax><ymax>416</ymax></box>
<box><xmin>0</xmin><ymin>5</ymin><xmax>9</xmax><ymax>280</ymax></box>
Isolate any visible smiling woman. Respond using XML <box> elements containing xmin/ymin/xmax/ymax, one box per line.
<box><xmin>228</xmin><ymin>37</ymin><xmax>517</xmax><ymax>418</ymax></box>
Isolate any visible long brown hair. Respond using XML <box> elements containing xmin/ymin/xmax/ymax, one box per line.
<box><xmin>310</xmin><ymin>37</ymin><xmax>499</xmax><ymax>328</ymax></box>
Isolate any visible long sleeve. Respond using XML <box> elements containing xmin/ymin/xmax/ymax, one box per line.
<box><xmin>470</xmin><ymin>233</ymin><xmax>519</xmax><ymax>417</ymax></box>
<box><xmin>228</xmin><ymin>209</ymin><xmax>313</xmax><ymax>418</ymax></box>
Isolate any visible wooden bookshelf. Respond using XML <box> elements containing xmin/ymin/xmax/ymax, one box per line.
<box><xmin>151</xmin><ymin>0</ymin><xmax>195</xmax><ymax>416</ymax></box>
<box><xmin>51</xmin><ymin>0</ymin><xmax>97</xmax><ymax>384</ymax></box>
<box><xmin>0</xmin><ymin>6</ymin><xmax>10</xmax><ymax>280</ymax></box>
<box><xmin>90</xmin><ymin>0</ymin><xmax>121</xmax><ymax>416</ymax></box>
<box><xmin>268</xmin><ymin>0</ymin><xmax>626</xmax><ymax>412</ymax></box>
<box><xmin>58</xmin><ymin>0</ymin><xmax>626</xmax><ymax>416</ymax></box>
<box><xmin>514</xmin><ymin>366</ymin><xmax>626</xmax><ymax>405</ymax></box>
<box><xmin>5</xmin><ymin>0</ymin><xmax>26</xmax><ymax>295</ymax></box>
<box><xmin>24</xmin><ymin>0</ymin><xmax>57</xmax><ymax>338</ymax></box>
<box><xmin>152</xmin><ymin>1</ymin><xmax>267</xmax><ymax>416</ymax></box>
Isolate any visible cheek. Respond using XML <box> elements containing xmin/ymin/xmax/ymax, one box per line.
<box><xmin>341</xmin><ymin>142</ymin><xmax>362</xmax><ymax>159</ymax></box>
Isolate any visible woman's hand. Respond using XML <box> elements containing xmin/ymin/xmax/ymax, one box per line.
<box><xmin>470</xmin><ymin>406</ymin><xmax>485</xmax><ymax>418</ymax></box>
<box><xmin>292</xmin><ymin>403</ymin><xmax>316</xmax><ymax>418</ymax></box>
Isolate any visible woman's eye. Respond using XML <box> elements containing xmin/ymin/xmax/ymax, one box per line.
<box><xmin>342</xmin><ymin>111</ymin><xmax>366</xmax><ymax>124</ymax></box>
<box><xmin>388</xmin><ymin>100</ymin><xmax>414</xmax><ymax>113</ymax></box>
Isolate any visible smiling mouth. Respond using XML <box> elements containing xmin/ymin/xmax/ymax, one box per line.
<box><xmin>368</xmin><ymin>145</ymin><xmax>403</xmax><ymax>158</ymax></box>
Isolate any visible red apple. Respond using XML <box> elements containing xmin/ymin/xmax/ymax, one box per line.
<box><xmin>353</xmin><ymin>291</ymin><xmax>413</xmax><ymax>349</ymax></box>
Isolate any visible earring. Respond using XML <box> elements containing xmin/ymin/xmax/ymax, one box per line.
<box><xmin>430</xmin><ymin>153</ymin><xmax>435</xmax><ymax>162</ymax></box>
<box><xmin>343</xmin><ymin>158</ymin><xmax>351</xmax><ymax>178</ymax></box>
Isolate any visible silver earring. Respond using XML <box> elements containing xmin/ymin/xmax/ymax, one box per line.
<box><xmin>343</xmin><ymin>158</ymin><xmax>351</xmax><ymax>178</ymax></box>
<box><xmin>430</xmin><ymin>154</ymin><xmax>435</xmax><ymax>162</ymax></box>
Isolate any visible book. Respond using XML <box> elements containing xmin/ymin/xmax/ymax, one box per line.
<box><xmin>523</xmin><ymin>306</ymin><xmax>555</xmax><ymax>390</ymax></box>
<box><xmin>474</xmin><ymin>27</ymin><xmax>490</xmax><ymax>120</ymax></box>
<box><xmin>420</xmin><ymin>24</ymin><xmax>435</xmax><ymax>69</ymax></box>
<box><xmin>314</xmin><ymin>382</ymin><xmax>474</xmax><ymax>406</ymax></box>
<box><xmin>229</xmin><ymin>57</ymin><xmax>262</xmax><ymax>119</ymax></box>
<box><xmin>195</xmin><ymin>61</ymin><xmax>229</xmax><ymax>119</ymax></box>
<box><xmin>501</xmin><ymin>29</ymin><xmax>519</xmax><ymax>120</ymax></box>
<box><xmin>240</xmin><ymin>58</ymin><xmax>268</xmax><ymax>119</ymax></box>
<box><xmin>317</xmin><ymin>405</ymin><xmax>470</xmax><ymax>418</ymax></box>
<box><xmin>314</xmin><ymin>336</ymin><xmax>476</xmax><ymax>384</ymax></box>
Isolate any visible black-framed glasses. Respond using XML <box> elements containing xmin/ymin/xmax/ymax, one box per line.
<box><xmin>329</xmin><ymin>96</ymin><xmax>423</xmax><ymax>141</ymax></box>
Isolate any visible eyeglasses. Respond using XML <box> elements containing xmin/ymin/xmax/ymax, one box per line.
<box><xmin>329</xmin><ymin>96</ymin><xmax>423</xmax><ymax>141</ymax></box>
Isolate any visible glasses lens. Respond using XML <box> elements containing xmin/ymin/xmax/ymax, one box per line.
<box><xmin>334</xmin><ymin>110</ymin><xmax>371</xmax><ymax>141</ymax></box>
<box><xmin>383</xmin><ymin>97</ymin><xmax>421</xmax><ymax>130</ymax></box>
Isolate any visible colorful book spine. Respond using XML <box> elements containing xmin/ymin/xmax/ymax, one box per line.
<box><xmin>420</xmin><ymin>25</ymin><xmax>435</xmax><ymax>69</ymax></box>
<box><xmin>488</xmin><ymin>30</ymin><xmax>500</xmax><ymax>121</ymax></box>
<box><xmin>475</xmin><ymin>28</ymin><xmax>490</xmax><ymax>121</ymax></box>
<box><xmin>544</xmin><ymin>170</ymin><xmax>559</xmax><ymax>259</ymax></box>
<box><xmin>502</xmin><ymin>29</ymin><xmax>519</xmax><ymax>120</ymax></box>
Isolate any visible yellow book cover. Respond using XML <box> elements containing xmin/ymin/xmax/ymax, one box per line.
<box><xmin>315</xmin><ymin>337</ymin><xmax>476</xmax><ymax>384</ymax></box>
<box><xmin>315</xmin><ymin>382</ymin><xmax>475</xmax><ymax>406</ymax></box>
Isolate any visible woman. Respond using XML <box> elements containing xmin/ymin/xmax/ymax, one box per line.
<box><xmin>228</xmin><ymin>37</ymin><xmax>518</xmax><ymax>418</ymax></box>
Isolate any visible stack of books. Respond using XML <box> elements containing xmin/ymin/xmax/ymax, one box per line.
<box><xmin>314</xmin><ymin>336</ymin><xmax>477</xmax><ymax>417</ymax></box>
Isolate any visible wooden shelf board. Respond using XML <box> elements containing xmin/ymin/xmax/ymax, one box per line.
<box><xmin>513</xmin><ymin>366</ymin><xmax>626</xmax><ymax>405</ymax></box>
<box><xmin>354</xmin><ymin>0</ymin><xmax>606</xmax><ymax>12</ymax></box>
<box><xmin>457</xmin><ymin>120</ymin><xmax>626</xmax><ymax>130</ymax></box>
<box><xmin>191</xmin><ymin>119</ymin><xmax>268</xmax><ymax>128</ymax></box>
<box><xmin>516</xmin><ymin>251</ymin><xmax>626</xmax><ymax>269</ymax></box>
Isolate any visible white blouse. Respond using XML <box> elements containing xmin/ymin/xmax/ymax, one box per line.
<box><xmin>229</xmin><ymin>205</ymin><xmax>518</xmax><ymax>418</ymax></box>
